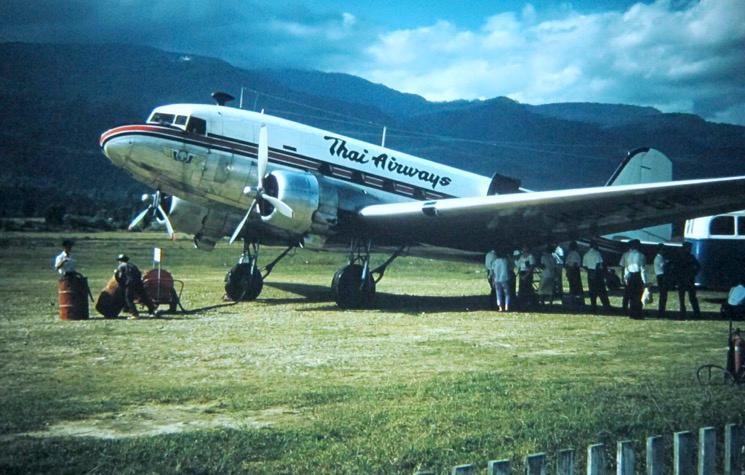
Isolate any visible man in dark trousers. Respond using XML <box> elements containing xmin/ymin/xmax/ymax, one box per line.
<box><xmin>653</xmin><ymin>243</ymin><xmax>671</xmax><ymax>319</ymax></box>
<box><xmin>114</xmin><ymin>254</ymin><xmax>156</xmax><ymax>319</ymax></box>
<box><xmin>676</xmin><ymin>242</ymin><xmax>701</xmax><ymax>319</ymax></box>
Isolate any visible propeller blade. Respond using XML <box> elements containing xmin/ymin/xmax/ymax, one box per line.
<box><xmin>228</xmin><ymin>198</ymin><xmax>258</xmax><ymax>245</ymax></box>
<box><xmin>128</xmin><ymin>208</ymin><xmax>150</xmax><ymax>231</ymax></box>
<box><xmin>157</xmin><ymin>204</ymin><xmax>176</xmax><ymax>239</ymax></box>
<box><xmin>261</xmin><ymin>194</ymin><xmax>294</xmax><ymax>218</ymax></box>
<box><xmin>257</xmin><ymin>124</ymin><xmax>268</xmax><ymax>181</ymax></box>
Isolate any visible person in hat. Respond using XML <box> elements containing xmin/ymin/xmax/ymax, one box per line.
<box><xmin>114</xmin><ymin>254</ymin><xmax>156</xmax><ymax>319</ymax></box>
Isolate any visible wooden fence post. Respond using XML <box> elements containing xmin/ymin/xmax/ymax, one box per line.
<box><xmin>698</xmin><ymin>426</ymin><xmax>716</xmax><ymax>475</ymax></box>
<box><xmin>724</xmin><ymin>423</ymin><xmax>742</xmax><ymax>475</ymax></box>
<box><xmin>488</xmin><ymin>459</ymin><xmax>511</xmax><ymax>475</ymax></box>
<box><xmin>525</xmin><ymin>453</ymin><xmax>546</xmax><ymax>475</ymax></box>
<box><xmin>646</xmin><ymin>435</ymin><xmax>665</xmax><ymax>475</ymax></box>
<box><xmin>674</xmin><ymin>431</ymin><xmax>696</xmax><ymax>475</ymax></box>
<box><xmin>617</xmin><ymin>440</ymin><xmax>635</xmax><ymax>475</ymax></box>
<box><xmin>587</xmin><ymin>443</ymin><xmax>606</xmax><ymax>475</ymax></box>
<box><xmin>452</xmin><ymin>463</ymin><xmax>475</xmax><ymax>475</ymax></box>
<box><xmin>557</xmin><ymin>449</ymin><xmax>576</xmax><ymax>475</ymax></box>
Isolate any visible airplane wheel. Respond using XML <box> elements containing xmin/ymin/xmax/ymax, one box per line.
<box><xmin>225</xmin><ymin>263</ymin><xmax>263</xmax><ymax>301</ymax></box>
<box><xmin>332</xmin><ymin>264</ymin><xmax>375</xmax><ymax>309</ymax></box>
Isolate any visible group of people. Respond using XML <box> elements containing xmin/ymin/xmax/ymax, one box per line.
<box><xmin>54</xmin><ymin>240</ymin><xmax>156</xmax><ymax>318</ymax></box>
<box><xmin>485</xmin><ymin>239</ymin><xmax>703</xmax><ymax>319</ymax></box>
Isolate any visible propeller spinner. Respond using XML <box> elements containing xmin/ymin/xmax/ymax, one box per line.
<box><xmin>128</xmin><ymin>189</ymin><xmax>175</xmax><ymax>239</ymax></box>
<box><xmin>229</xmin><ymin>125</ymin><xmax>293</xmax><ymax>244</ymax></box>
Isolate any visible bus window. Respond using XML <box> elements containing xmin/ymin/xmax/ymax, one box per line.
<box><xmin>738</xmin><ymin>216</ymin><xmax>745</xmax><ymax>236</ymax></box>
<box><xmin>186</xmin><ymin>116</ymin><xmax>207</xmax><ymax>135</ymax></box>
<box><xmin>710</xmin><ymin>216</ymin><xmax>735</xmax><ymax>236</ymax></box>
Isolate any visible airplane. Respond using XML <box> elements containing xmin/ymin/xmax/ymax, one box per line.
<box><xmin>99</xmin><ymin>92</ymin><xmax>745</xmax><ymax>308</ymax></box>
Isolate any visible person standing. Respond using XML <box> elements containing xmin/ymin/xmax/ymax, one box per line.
<box><xmin>114</xmin><ymin>254</ymin><xmax>156</xmax><ymax>319</ymax></box>
<box><xmin>565</xmin><ymin>241</ymin><xmax>583</xmax><ymax>300</ymax></box>
<box><xmin>538</xmin><ymin>245</ymin><xmax>557</xmax><ymax>306</ymax></box>
<box><xmin>484</xmin><ymin>248</ymin><xmax>498</xmax><ymax>309</ymax></box>
<box><xmin>676</xmin><ymin>242</ymin><xmax>701</xmax><ymax>319</ymax></box>
<box><xmin>552</xmin><ymin>243</ymin><xmax>565</xmax><ymax>298</ymax></box>
<box><xmin>620</xmin><ymin>239</ymin><xmax>647</xmax><ymax>319</ymax></box>
<box><xmin>515</xmin><ymin>246</ymin><xmax>536</xmax><ymax>307</ymax></box>
<box><xmin>54</xmin><ymin>239</ymin><xmax>78</xmax><ymax>278</ymax></box>
<box><xmin>653</xmin><ymin>244</ymin><xmax>671</xmax><ymax>318</ymax></box>
<box><xmin>582</xmin><ymin>240</ymin><xmax>611</xmax><ymax>314</ymax></box>
<box><xmin>490</xmin><ymin>250</ymin><xmax>513</xmax><ymax>312</ymax></box>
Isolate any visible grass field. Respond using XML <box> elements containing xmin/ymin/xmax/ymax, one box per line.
<box><xmin>0</xmin><ymin>232</ymin><xmax>743</xmax><ymax>474</ymax></box>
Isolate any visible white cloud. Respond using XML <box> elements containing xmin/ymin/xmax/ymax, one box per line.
<box><xmin>351</xmin><ymin>0</ymin><xmax>745</xmax><ymax>124</ymax></box>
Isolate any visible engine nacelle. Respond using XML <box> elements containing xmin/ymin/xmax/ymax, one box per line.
<box><xmin>261</xmin><ymin>170</ymin><xmax>338</xmax><ymax>238</ymax></box>
<box><xmin>167</xmin><ymin>196</ymin><xmax>237</xmax><ymax>251</ymax></box>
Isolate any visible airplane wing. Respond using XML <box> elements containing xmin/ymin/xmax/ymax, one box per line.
<box><xmin>357</xmin><ymin>176</ymin><xmax>745</xmax><ymax>252</ymax></box>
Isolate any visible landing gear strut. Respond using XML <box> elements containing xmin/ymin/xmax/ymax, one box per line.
<box><xmin>225</xmin><ymin>240</ymin><xmax>263</xmax><ymax>301</ymax></box>
<box><xmin>224</xmin><ymin>240</ymin><xmax>296</xmax><ymax>302</ymax></box>
<box><xmin>332</xmin><ymin>238</ymin><xmax>377</xmax><ymax>309</ymax></box>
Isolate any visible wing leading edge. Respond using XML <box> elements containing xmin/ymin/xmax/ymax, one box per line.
<box><xmin>357</xmin><ymin>176</ymin><xmax>745</xmax><ymax>252</ymax></box>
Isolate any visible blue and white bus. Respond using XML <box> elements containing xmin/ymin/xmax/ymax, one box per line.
<box><xmin>684</xmin><ymin>210</ymin><xmax>745</xmax><ymax>289</ymax></box>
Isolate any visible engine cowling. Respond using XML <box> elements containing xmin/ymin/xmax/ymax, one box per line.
<box><xmin>167</xmin><ymin>196</ymin><xmax>238</xmax><ymax>251</ymax></box>
<box><xmin>261</xmin><ymin>170</ymin><xmax>338</xmax><ymax>239</ymax></box>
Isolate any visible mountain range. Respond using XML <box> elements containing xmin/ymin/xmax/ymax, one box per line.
<box><xmin>1</xmin><ymin>42</ymin><xmax>743</xmax><ymax>219</ymax></box>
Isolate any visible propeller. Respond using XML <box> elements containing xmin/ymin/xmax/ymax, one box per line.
<box><xmin>229</xmin><ymin>125</ymin><xmax>293</xmax><ymax>244</ymax></box>
<box><xmin>128</xmin><ymin>189</ymin><xmax>176</xmax><ymax>239</ymax></box>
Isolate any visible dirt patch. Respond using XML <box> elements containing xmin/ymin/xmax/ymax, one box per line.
<box><xmin>16</xmin><ymin>403</ymin><xmax>298</xmax><ymax>440</ymax></box>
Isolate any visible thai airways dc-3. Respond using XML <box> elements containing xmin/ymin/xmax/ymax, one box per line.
<box><xmin>100</xmin><ymin>92</ymin><xmax>745</xmax><ymax>308</ymax></box>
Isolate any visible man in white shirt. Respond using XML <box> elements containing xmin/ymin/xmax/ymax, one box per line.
<box><xmin>620</xmin><ymin>239</ymin><xmax>646</xmax><ymax>319</ymax></box>
<box><xmin>54</xmin><ymin>239</ymin><xmax>77</xmax><ymax>277</ymax></box>
<box><xmin>582</xmin><ymin>240</ymin><xmax>611</xmax><ymax>313</ymax></box>
<box><xmin>653</xmin><ymin>244</ymin><xmax>671</xmax><ymax>318</ymax></box>
<box><xmin>514</xmin><ymin>246</ymin><xmax>536</xmax><ymax>307</ymax></box>
<box><xmin>722</xmin><ymin>283</ymin><xmax>745</xmax><ymax>321</ymax></box>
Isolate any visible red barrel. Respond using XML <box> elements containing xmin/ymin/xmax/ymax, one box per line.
<box><xmin>142</xmin><ymin>269</ymin><xmax>175</xmax><ymax>306</ymax></box>
<box><xmin>95</xmin><ymin>276</ymin><xmax>124</xmax><ymax>318</ymax></box>
<box><xmin>58</xmin><ymin>276</ymin><xmax>89</xmax><ymax>320</ymax></box>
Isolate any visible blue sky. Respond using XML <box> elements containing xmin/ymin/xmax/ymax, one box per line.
<box><xmin>2</xmin><ymin>0</ymin><xmax>744</xmax><ymax>124</ymax></box>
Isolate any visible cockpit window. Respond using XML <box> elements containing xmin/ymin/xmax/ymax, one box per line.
<box><xmin>149</xmin><ymin>112</ymin><xmax>175</xmax><ymax>125</ymax></box>
<box><xmin>174</xmin><ymin>115</ymin><xmax>187</xmax><ymax>126</ymax></box>
<box><xmin>186</xmin><ymin>116</ymin><xmax>207</xmax><ymax>135</ymax></box>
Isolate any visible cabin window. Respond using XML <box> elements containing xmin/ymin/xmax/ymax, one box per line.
<box><xmin>149</xmin><ymin>112</ymin><xmax>175</xmax><ymax>125</ymax></box>
<box><xmin>738</xmin><ymin>217</ymin><xmax>745</xmax><ymax>236</ymax></box>
<box><xmin>174</xmin><ymin>115</ymin><xmax>187</xmax><ymax>126</ymax></box>
<box><xmin>186</xmin><ymin>116</ymin><xmax>207</xmax><ymax>135</ymax></box>
<box><xmin>710</xmin><ymin>216</ymin><xmax>735</xmax><ymax>236</ymax></box>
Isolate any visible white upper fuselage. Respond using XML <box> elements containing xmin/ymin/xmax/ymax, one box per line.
<box><xmin>100</xmin><ymin>104</ymin><xmax>492</xmax><ymax>215</ymax></box>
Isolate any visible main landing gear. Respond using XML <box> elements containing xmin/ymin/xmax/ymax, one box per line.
<box><xmin>332</xmin><ymin>239</ymin><xmax>405</xmax><ymax>309</ymax></box>
<box><xmin>224</xmin><ymin>239</ymin><xmax>294</xmax><ymax>301</ymax></box>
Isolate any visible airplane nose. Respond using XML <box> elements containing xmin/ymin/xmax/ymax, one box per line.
<box><xmin>101</xmin><ymin>134</ymin><xmax>131</xmax><ymax>167</ymax></box>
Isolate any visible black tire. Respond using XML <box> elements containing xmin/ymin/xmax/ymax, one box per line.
<box><xmin>225</xmin><ymin>263</ymin><xmax>263</xmax><ymax>301</ymax></box>
<box><xmin>332</xmin><ymin>264</ymin><xmax>376</xmax><ymax>309</ymax></box>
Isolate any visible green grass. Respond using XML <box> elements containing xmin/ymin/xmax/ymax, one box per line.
<box><xmin>0</xmin><ymin>232</ymin><xmax>743</xmax><ymax>474</ymax></box>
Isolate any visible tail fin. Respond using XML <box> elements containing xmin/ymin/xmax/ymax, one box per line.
<box><xmin>605</xmin><ymin>147</ymin><xmax>673</xmax><ymax>242</ymax></box>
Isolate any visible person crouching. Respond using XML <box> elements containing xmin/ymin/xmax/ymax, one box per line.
<box><xmin>114</xmin><ymin>254</ymin><xmax>156</xmax><ymax>319</ymax></box>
